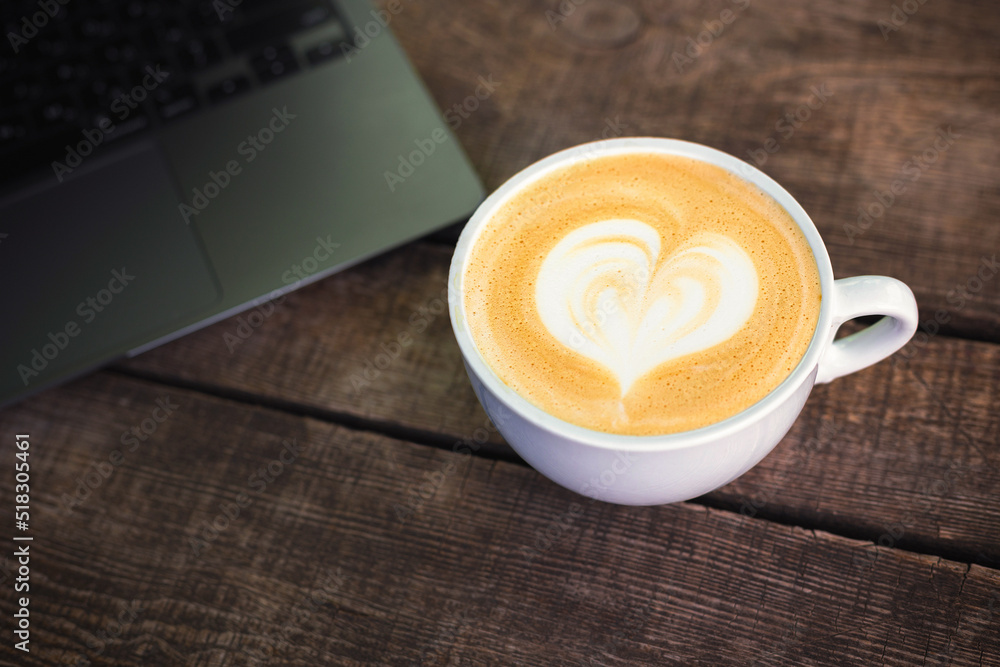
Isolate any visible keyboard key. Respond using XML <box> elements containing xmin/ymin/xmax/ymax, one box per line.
<box><xmin>231</xmin><ymin>0</ymin><xmax>288</xmax><ymax>16</ymax></box>
<box><xmin>226</xmin><ymin>1</ymin><xmax>333</xmax><ymax>53</ymax></box>
<box><xmin>178</xmin><ymin>38</ymin><xmax>222</xmax><ymax>71</ymax></box>
<box><xmin>35</xmin><ymin>96</ymin><xmax>82</xmax><ymax>128</ymax></box>
<box><xmin>0</xmin><ymin>113</ymin><xmax>29</xmax><ymax>146</ymax></box>
<box><xmin>206</xmin><ymin>74</ymin><xmax>250</xmax><ymax>102</ymax></box>
<box><xmin>120</xmin><ymin>0</ymin><xmax>166</xmax><ymax>22</ymax></box>
<box><xmin>5</xmin><ymin>77</ymin><xmax>45</xmax><ymax>105</ymax></box>
<box><xmin>102</xmin><ymin>39</ymin><xmax>141</xmax><ymax>65</ymax></box>
<box><xmin>89</xmin><ymin>111</ymin><xmax>116</xmax><ymax>132</ymax></box>
<box><xmin>36</xmin><ymin>33</ymin><xmax>73</xmax><ymax>59</ymax></box>
<box><xmin>160</xmin><ymin>17</ymin><xmax>188</xmax><ymax>46</ymax></box>
<box><xmin>49</xmin><ymin>60</ymin><xmax>90</xmax><ymax>84</ymax></box>
<box><xmin>154</xmin><ymin>83</ymin><xmax>199</xmax><ymax>121</ymax></box>
<box><xmin>251</xmin><ymin>44</ymin><xmax>299</xmax><ymax>83</ymax></box>
<box><xmin>81</xmin><ymin>77</ymin><xmax>126</xmax><ymax>113</ymax></box>
<box><xmin>306</xmin><ymin>38</ymin><xmax>346</xmax><ymax>65</ymax></box>
<box><xmin>76</xmin><ymin>13</ymin><xmax>118</xmax><ymax>41</ymax></box>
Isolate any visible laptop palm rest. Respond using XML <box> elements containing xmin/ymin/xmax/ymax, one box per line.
<box><xmin>0</xmin><ymin>141</ymin><xmax>221</xmax><ymax>402</ymax></box>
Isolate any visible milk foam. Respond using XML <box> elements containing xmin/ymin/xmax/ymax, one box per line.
<box><xmin>535</xmin><ymin>219</ymin><xmax>758</xmax><ymax>395</ymax></box>
<box><xmin>462</xmin><ymin>152</ymin><xmax>821</xmax><ymax>435</ymax></box>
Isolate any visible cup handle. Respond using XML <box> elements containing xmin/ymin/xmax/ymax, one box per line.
<box><xmin>814</xmin><ymin>276</ymin><xmax>919</xmax><ymax>384</ymax></box>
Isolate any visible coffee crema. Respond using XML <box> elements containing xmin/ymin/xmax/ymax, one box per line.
<box><xmin>463</xmin><ymin>152</ymin><xmax>821</xmax><ymax>435</ymax></box>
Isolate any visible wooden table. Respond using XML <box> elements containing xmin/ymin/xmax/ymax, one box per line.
<box><xmin>2</xmin><ymin>0</ymin><xmax>999</xmax><ymax>664</ymax></box>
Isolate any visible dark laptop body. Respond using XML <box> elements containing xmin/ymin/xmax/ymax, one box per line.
<box><xmin>0</xmin><ymin>0</ymin><xmax>483</xmax><ymax>405</ymax></box>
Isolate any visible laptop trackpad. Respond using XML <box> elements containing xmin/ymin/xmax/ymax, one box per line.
<box><xmin>0</xmin><ymin>141</ymin><xmax>221</xmax><ymax>400</ymax></box>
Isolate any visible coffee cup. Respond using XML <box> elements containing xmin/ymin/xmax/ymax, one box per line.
<box><xmin>448</xmin><ymin>137</ymin><xmax>918</xmax><ymax>505</ymax></box>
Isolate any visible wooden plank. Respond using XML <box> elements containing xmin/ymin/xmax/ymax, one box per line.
<box><xmin>0</xmin><ymin>375</ymin><xmax>997</xmax><ymax>665</ymax></box>
<box><xmin>386</xmin><ymin>0</ymin><xmax>1000</xmax><ymax>339</ymax></box>
<box><xmin>120</xmin><ymin>240</ymin><xmax>1000</xmax><ymax>563</ymax></box>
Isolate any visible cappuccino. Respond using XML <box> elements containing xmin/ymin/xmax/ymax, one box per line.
<box><xmin>463</xmin><ymin>152</ymin><xmax>821</xmax><ymax>435</ymax></box>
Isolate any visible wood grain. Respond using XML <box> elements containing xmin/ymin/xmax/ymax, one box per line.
<box><xmin>0</xmin><ymin>374</ymin><xmax>997</xmax><ymax>666</ymax></box>
<box><xmin>2</xmin><ymin>0</ymin><xmax>999</xmax><ymax>663</ymax></box>
<box><xmin>385</xmin><ymin>0</ymin><xmax>1000</xmax><ymax>340</ymax></box>
<box><xmin>120</xmin><ymin>240</ymin><xmax>1000</xmax><ymax>563</ymax></box>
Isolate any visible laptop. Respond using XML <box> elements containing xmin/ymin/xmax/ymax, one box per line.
<box><xmin>0</xmin><ymin>0</ymin><xmax>484</xmax><ymax>406</ymax></box>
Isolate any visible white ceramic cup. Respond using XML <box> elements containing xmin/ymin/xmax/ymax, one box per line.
<box><xmin>448</xmin><ymin>137</ymin><xmax>918</xmax><ymax>505</ymax></box>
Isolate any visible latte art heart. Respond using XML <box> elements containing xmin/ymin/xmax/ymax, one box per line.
<box><xmin>464</xmin><ymin>153</ymin><xmax>820</xmax><ymax>434</ymax></box>
<box><xmin>535</xmin><ymin>219</ymin><xmax>759</xmax><ymax>395</ymax></box>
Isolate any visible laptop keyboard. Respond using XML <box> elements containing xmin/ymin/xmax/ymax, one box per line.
<box><xmin>0</xmin><ymin>0</ymin><xmax>350</xmax><ymax>182</ymax></box>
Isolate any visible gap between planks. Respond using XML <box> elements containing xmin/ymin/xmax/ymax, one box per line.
<box><xmin>106</xmin><ymin>365</ymin><xmax>998</xmax><ymax>573</ymax></box>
